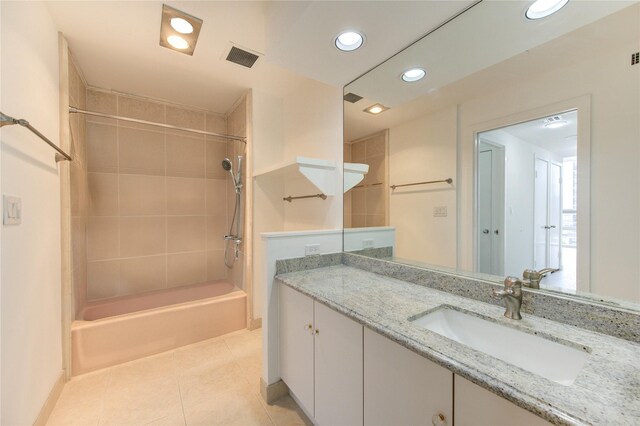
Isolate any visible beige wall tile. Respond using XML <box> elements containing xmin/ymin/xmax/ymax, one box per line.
<box><xmin>207</xmin><ymin>250</ymin><xmax>226</xmax><ymax>281</ymax></box>
<box><xmin>166</xmin><ymin>177</ymin><xmax>206</xmax><ymax>215</ymax></box>
<box><xmin>167</xmin><ymin>252</ymin><xmax>207</xmax><ymax>287</ymax></box>
<box><xmin>120</xmin><ymin>255</ymin><xmax>167</xmax><ymax>295</ymax></box>
<box><xmin>365</xmin><ymin>155</ymin><xmax>385</xmax><ymax>186</ymax></box>
<box><xmin>119</xmin><ymin>174</ymin><xmax>166</xmax><ymax>216</ymax></box>
<box><xmin>351</xmin><ymin>141</ymin><xmax>366</xmax><ymax>163</ymax></box>
<box><xmin>166</xmin><ymin>133</ymin><xmax>205</xmax><ymax>178</ymax></box>
<box><xmin>206</xmin><ymin>216</ymin><xmax>227</xmax><ymax>251</ymax></box>
<box><xmin>352</xmin><ymin>214</ymin><xmax>367</xmax><ymax>228</ymax></box>
<box><xmin>167</xmin><ymin>216</ymin><xmax>206</xmax><ymax>253</ymax></box>
<box><xmin>206</xmin><ymin>179</ymin><xmax>227</xmax><ymax>217</ymax></box>
<box><xmin>87</xmin><ymin>122</ymin><xmax>118</xmax><ymax>173</ymax></box>
<box><xmin>86</xmin><ymin>89</ymin><xmax>117</xmax><ymax>117</ymax></box>
<box><xmin>366</xmin><ymin>187</ymin><xmax>385</xmax><ymax>216</ymax></box>
<box><xmin>117</xmin><ymin>95</ymin><xmax>165</xmax><ymax>127</ymax></box>
<box><xmin>119</xmin><ymin>127</ymin><xmax>165</xmax><ymax>175</ymax></box>
<box><xmin>366</xmin><ymin>134</ymin><xmax>386</xmax><ymax>157</ymax></box>
<box><xmin>88</xmin><ymin>217</ymin><xmax>119</xmax><ymax>261</ymax></box>
<box><xmin>72</xmin><ymin>217</ymin><xmax>87</xmax><ymax>269</ymax></box>
<box><xmin>166</xmin><ymin>105</ymin><xmax>205</xmax><ymax>131</ymax></box>
<box><xmin>88</xmin><ymin>173</ymin><xmax>118</xmax><ymax>216</ymax></box>
<box><xmin>343</xmin><ymin>143</ymin><xmax>352</xmax><ymax>162</ymax></box>
<box><xmin>206</xmin><ymin>113</ymin><xmax>226</xmax><ymax>134</ymax></box>
<box><xmin>351</xmin><ymin>188</ymin><xmax>365</xmax><ymax>215</ymax></box>
<box><xmin>87</xmin><ymin>260</ymin><xmax>120</xmax><ymax>300</ymax></box>
<box><xmin>70</xmin><ymin>160</ymin><xmax>85</xmax><ymax>217</ymax></box>
<box><xmin>120</xmin><ymin>217</ymin><xmax>166</xmax><ymax>257</ymax></box>
<box><xmin>68</xmin><ymin>57</ymin><xmax>81</xmax><ymax>106</ymax></box>
<box><xmin>366</xmin><ymin>214</ymin><xmax>386</xmax><ymax>227</ymax></box>
<box><xmin>206</xmin><ymin>139</ymin><xmax>228</xmax><ymax>179</ymax></box>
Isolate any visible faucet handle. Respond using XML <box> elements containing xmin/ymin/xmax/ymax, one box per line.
<box><xmin>504</xmin><ymin>276</ymin><xmax>522</xmax><ymax>289</ymax></box>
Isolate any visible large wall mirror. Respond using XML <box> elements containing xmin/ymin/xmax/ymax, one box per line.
<box><xmin>343</xmin><ymin>0</ymin><xmax>640</xmax><ymax>307</ymax></box>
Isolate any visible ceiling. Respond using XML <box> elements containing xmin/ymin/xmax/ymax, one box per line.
<box><xmin>45</xmin><ymin>1</ymin><xmax>475</xmax><ymax>115</ymax></box>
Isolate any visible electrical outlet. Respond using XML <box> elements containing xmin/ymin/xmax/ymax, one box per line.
<box><xmin>362</xmin><ymin>239</ymin><xmax>374</xmax><ymax>249</ymax></box>
<box><xmin>305</xmin><ymin>244</ymin><xmax>320</xmax><ymax>256</ymax></box>
<box><xmin>3</xmin><ymin>195</ymin><xmax>22</xmax><ymax>225</ymax></box>
<box><xmin>433</xmin><ymin>206</ymin><xmax>447</xmax><ymax>217</ymax></box>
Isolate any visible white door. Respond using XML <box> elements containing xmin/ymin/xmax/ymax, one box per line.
<box><xmin>279</xmin><ymin>285</ymin><xmax>315</xmax><ymax>414</ymax></box>
<box><xmin>549</xmin><ymin>162</ymin><xmax>562</xmax><ymax>269</ymax></box>
<box><xmin>314</xmin><ymin>302</ymin><xmax>363</xmax><ymax>426</ymax></box>
<box><xmin>534</xmin><ymin>158</ymin><xmax>549</xmax><ymax>268</ymax></box>
<box><xmin>478</xmin><ymin>149</ymin><xmax>493</xmax><ymax>273</ymax></box>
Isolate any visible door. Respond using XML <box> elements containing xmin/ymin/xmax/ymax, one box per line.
<box><xmin>549</xmin><ymin>162</ymin><xmax>562</xmax><ymax>269</ymax></box>
<box><xmin>314</xmin><ymin>302</ymin><xmax>363</xmax><ymax>426</ymax></box>
<box><xmin>534</xmin><ymin>158</ymin><xmax>549</xmax><ymax>268</ymax></box>
<box><xmin>279</xmin><ymin>285</ymin><xmax>315</xmax><ymax>414</ymax></box>
<box><xmin>478</xmin><ymin>142</ymin><xmax>505</xmax><ymax>275</ymax></box>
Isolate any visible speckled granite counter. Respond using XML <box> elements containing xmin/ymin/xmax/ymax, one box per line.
<box><xmin>276</xmin><ymin>265</ymin><xmax>640</xmax><ymax>426</ymax></box>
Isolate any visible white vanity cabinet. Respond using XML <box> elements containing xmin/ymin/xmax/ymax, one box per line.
<box><xmin>454</xmin><ymin>376</ymin><xmax>552</xmax><ymax>426</ymax></box>
<box><xmin>364</xmin><ymin>328</ymin><xmax>453</xmax><ymax>425</ymax></box>
<box><xmin>279</xmin><ymin>284</ymin><xmax>364</xmax><ymax>425</ymax></box>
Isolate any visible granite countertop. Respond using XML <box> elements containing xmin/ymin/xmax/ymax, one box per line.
<box><xmin>275</xmin><ymin>264</ymin><xmax>640</xmax><ymax>426</ymax></box>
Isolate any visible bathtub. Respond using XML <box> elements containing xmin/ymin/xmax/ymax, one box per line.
<box><xmin>71</xmin><ymin>280</ymin><xmax>247</xmax><ymax>376</ymax></box>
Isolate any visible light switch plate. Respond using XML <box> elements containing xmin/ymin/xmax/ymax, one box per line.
<box><xmin>305</xmin><ymin>244</ymin><xmax>320</xmax><ymax>256</ymax></box>
<box><xmin>362</xmin><ymin>238</ymin><xmax>374</xmax><ymax>249</ymax></box>
<box><xmin>4</xmin><ymin>195</ymin><xmax>22</xmax><ymax>225</ymax></box>
<box><xmin>433</xmin><ymin>206</ymin><xmax>447</xmax><ymax>217</ymax></box>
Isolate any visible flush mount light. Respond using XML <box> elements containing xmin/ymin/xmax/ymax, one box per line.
<box><xmin>335</xmin><ymin>31</ymin><xmax>364</xmax><ymax>52</ymax></box>
<box><xmin>525</xmin><ymin>0</ymin><xmax>569</xmax><ymax>20</ymax></box>
<box><xmin>363</xmin><ymin>103</ymin><xmax>389</xmax><ymax>115</ymax></box>
<box><xmin>160</xmin><ymin>4</ymin><xmax>203</xmax><ymax>56</ymax></box>
<box><xmin>170</xmin><ymin>17</ymin><xmax>193</xmax><ymax>34</ymax></box>
<box><xmin>401</xmin><ymin>68</ymin><xmax>426</xmax><ymax>82</ymax></box>
<box><xmin>543</xmin><ymin>116</ymin><xmax>568</xmax><ymax>128</ymax></box>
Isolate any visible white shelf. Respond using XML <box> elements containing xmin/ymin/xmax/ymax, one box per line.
<box><xmin>344</xmin><ymin>162</ymin><xmax>369</xmax><ymax>193</ymax></box>
<box><xmin>254</xmin><ymin>156</ymin><xmax>338</xmax><ymax>196</ymax></box>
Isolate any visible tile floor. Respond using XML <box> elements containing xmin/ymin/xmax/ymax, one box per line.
<box><xmin>47</xmin><ymin>328</ymin><xmax>311</xmax><ymax>426</ymax></box>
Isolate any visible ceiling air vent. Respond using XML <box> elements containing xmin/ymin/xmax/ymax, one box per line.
<box><xmin>226</xmin><ymin>46</ymin><xmax>260</xmax><ymax>68</ymax></box>
<box><xmin>343</xmin><ymin>93</ymin><xmax>363</xmax><ymax>103</ymax></box>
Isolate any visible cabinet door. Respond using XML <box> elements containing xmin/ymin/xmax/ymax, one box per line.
<box><xmin>364</xmin><ymin>328</ymin><xmax>453</xmax><ymax>426</ymax></box>
<box><xmin>279</xmin><ymin>285</ymin><xmax>315</xmax><ymax>415</ymax></box>
<box><xmin>314</xmin><ymin>302</ymin><xmax>363</xmax><ymax>426</ymax></box>
<box><xmin>454</xmin><ymin>375</ymin><xmax>551</xmax><ymax>426</ymax></box>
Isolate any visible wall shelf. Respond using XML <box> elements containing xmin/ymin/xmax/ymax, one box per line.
<box><xmin>254</xmin><ymin>156</ymin><xmax>338</xmax><ymax>196</ymax></box>
<box><xmin>344</xmin><ymin>162</ymin><xmax>369</xmax><ymax>193</ymax></box>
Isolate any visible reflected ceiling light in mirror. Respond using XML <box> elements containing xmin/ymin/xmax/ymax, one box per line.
<box><xmin>170</xmin><ymin>17</ymin><xmax>194</xmax><ymax>34</ymax></box>
<box><xmin>401</xmin><ymin>68</ymin><xmax>427</xmax><ymax>82</ymax></box>
<box><xmin>363</xmin><ymin>103</ymin><xmax>389</xmax><ymax>115</ymax></box>
<box><xmin>525</xmin><ymin>0</ymin><xmax>569</xmax><ymax>20</ymax></box>
<box><xmin>167</xmin><ymin>35</ymin><xmax>189</xmax><ymax>50</ymax></box>
<box><xmin>543</xmin><ymin>116</ymin><xmax>568</xmax><ymax>128</ymax></box>
<box><xmin>335</xmin><ymin>31</ymin><xmax>364</xmax><ymax>52</ymax></box>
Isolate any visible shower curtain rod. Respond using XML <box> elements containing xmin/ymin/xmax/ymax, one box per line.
<box><xmin>69</xmin><ymin>106</ymin><xmax>247</xmax><ymax>143</ymax></box>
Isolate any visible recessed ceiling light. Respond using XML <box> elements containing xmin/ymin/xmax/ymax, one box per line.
<box><xmin>170</xmin><ymin>17</ymin><xmax>193</xmax><ymax>34</ymax></box>
<box><xmin>401</xmin><ymin>68</ymin><xmax>426</xmax><ymax>82</ymax></box>
<box><xmin>167</xmin><ymin>35</ymin><xmax>189</xmax><ymax>50</ymax></box>
<box><xmin>160</xmin><ymin>5</ymin><xmax>203</xmax><ymax>56</ymax></box>
<box><xmin>543</xmin><ymin>116</ymin><xmax>568</xmax><ymax>128</ymax></box>
<box><xmin>363</xmin><ymin>103</ymin><xmax>389</xmax><ymax>115</ymax></box>
<box><xmin>525</xmin><ymin>0</ymin><xmax>569</xmax><ymax>20</ymax></box>
<box><xmin>335</xmin><ymin>31</ymin><xmax>364</xmax><ymax>52</ymax></box>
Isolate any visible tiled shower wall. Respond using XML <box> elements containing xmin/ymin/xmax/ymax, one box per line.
<box><xmin>84</xmin><ymin>88</ymin><xmax>237</xmax><ymax>301</ymax></box>
<box><xmin>69</xmin><ymin>54</ymin><xmax>88</xmax><ymax>318</ymax></box>
<box><xmin>345</xmin><ymin>130</ymin><xmax>389</xmax><ymax>228</ymax></box>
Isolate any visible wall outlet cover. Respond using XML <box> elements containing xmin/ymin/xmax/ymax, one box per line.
<box><xmin>362</xmin><ymin>239</ymin><xmax>374</xmax><ymax>249</ymax></box>
<box><xmin>305</xmin><ymin>244</ymin><xmax>321</xmax><ymax>256</ymax></box>
<box><xmin>433</xmin><ymin>206</ymin><xmax>447</xmax><ymax>217</ymax></box>
<box><xmin>3</xmin><ymin>195</ymin><xmax>22</xmax><ymax>225</ymax></box>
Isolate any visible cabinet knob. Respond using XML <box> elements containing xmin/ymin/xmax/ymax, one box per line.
<box><xmin>304</xmin><ymin>323</ymin><xmax>312</xmax><ymax>330</ymax></box>
<box><xmin>431</xmin><ymin>413</ymin><xmax>447</xmax><ymax>426</ymax></box>
<box><xmin>314</xmin><ymin>329</ymin><xmax>319</xmax><ymax>335</ymax></box>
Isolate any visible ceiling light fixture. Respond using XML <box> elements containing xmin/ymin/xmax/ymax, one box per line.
<box><xmin>363</xmin><ymin>103</ymin><xmax>389</xmax><ymax>115</ymax></box>
<box><xmin>160</xmin><ymin>5</ymin><xmax>203</xmax><ymax>56</ymax></box>
<box><xmin>401</xmin><ymin>68</ymin><xmax>426</xmax><ymax>82</ymax></box>
<box><xmin>525</xmin><ymin>0</ymin><xmax>569</xmax><ymax>20</ymax></box>
<box><xmin>170</xmin><ymin>17</ymin><xmax>194</xmax><ymax>34</ymax></box>
<box><xmin>335</xmin><ymin>31</ymin><xmax>364</xmax><ymax>52</ymax></box>
<box><xmin>543</xmin><ymin>116</ymin><xmax>568</xmax><ymax>128</ymax></box>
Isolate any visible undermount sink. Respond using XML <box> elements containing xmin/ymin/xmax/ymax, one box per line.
<box><xmin>411</xmin><ymin>307</ymin><xmax>590</xmax><ymax>386</ymax></box>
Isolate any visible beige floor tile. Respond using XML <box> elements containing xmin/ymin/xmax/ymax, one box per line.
<box><xmin>100</xmin><ymin>376</ymin><xmax>182</xmax><ymax>425</ymax></box>
<box><xmin>224</xmin><ymin>331</ymin><xmax>261</xmax><ymax>359</ymax></box>
<box><xmin>108</xmin><ymin>351</ymin><xmax>177</xmax><ymax>389</ymax></box>
<box><xmin>47</xmin><ymin>370</ymin><xmax>111</xmax><ymax>426</ymax></box>
<box><xmin>174</xmin><ymin>338</ymin><xmax>235</xmax><ymax>373</ymax></box>
<box><xmin>261</xmin><ymin>395</ymin><xmax>313</xmax><ymax>426</ymax></box>
<box><xmin>144</xmin><ymin>411</ymin><xmax>186</xmax><ymax>426</ymax></box>
<box><xmin>179</xmin><ymin>357</ymin><xmax>251</xmax><ymax>409</ymax></box>
<box><xmin>183</xmin><ymin>385</ymin><xmax>273</xmax><ymax>426</ymax></box>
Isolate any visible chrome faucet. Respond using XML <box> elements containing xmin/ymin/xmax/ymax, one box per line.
<box><xmin>492</xmin><ymin>276</ymin><xmax>523</xmax><ymax>320</ymax></box>
<box><xmin>522</xmin><ymin>268</ymin><xmax>559</xmax><ymax>289</ymax></box>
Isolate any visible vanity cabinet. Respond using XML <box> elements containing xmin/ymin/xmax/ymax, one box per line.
<box><xmin>364</xmin><ymin>328</ymin><xmax>453</xmax><ymax>426</ymax></box>
<box><xmin>279</xmin><ymin>285</ymin><xmax>363</xmax><ymax>424</ymax></box>
<box><xmin>454</xmin><ymin>376</ymin><xmax>551</xmax><ymax>426</ymax></box>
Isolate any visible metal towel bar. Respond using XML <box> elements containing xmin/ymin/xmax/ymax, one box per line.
<box><xmin>283</xmin><ymin>193</ymin><xmax>327</xmax><ymax>202</ymax></box>
<box><xmin>0</xmin><ymin>112</ymin><xmax>72</xmax><ymax>162</ymax></box>
<box><xmin>390</xmin><ymin>178</ymin><xmax>453</xmax><ymax>190</ymax></box>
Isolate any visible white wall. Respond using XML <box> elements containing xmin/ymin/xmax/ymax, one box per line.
<box><xmin>458</xmin><ymin>12</ymin><xmax>640</xmax><ymax>301</ymax></box>
<box><xmin>388</xmin><ymin>106</ymin><xmax>457</xmax><ymax>267</ymax></box>
<box><xmin>1</xmin><ymin>2</ymin><xmax>64</xmax><ymax>424</ymax></box>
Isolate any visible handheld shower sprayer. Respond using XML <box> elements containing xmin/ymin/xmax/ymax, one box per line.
<box><xmin>222</xmin><ymin>157</ymin><xmax>242</xmax><ymax>191</ymax></box>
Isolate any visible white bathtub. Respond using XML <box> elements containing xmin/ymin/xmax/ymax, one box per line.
<box><xmin>71</xmin><ymin>281</ymin><xmax>247</xmax><ymax>376</ymax></box>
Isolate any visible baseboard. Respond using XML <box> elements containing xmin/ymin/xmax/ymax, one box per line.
<box><xmin>260</xmin><ymin>378</ymin><xmax>289</xmax><ymax>404</ymax></box>
<box><xmin>249</xmin><ymin>317</ymin><xmax>262</xmax><ymax>330</ymax></box>
<box><xmin>33</xmin><ymin>371</ymin><xmax>65</xmax><ymax>426</ymax></box>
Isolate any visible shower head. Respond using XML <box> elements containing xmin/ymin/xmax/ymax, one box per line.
<box><xmin>222</xmin><ymin>158</ymin><xmax>233</xmax><ymax>172</ymax></box>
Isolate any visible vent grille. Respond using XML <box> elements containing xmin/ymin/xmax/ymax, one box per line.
<box><xmin>226</xmin><ymin>46</ymin><xmax>260</xmax><ymax>68</ymax></box>
<box><xmin>343</xmin><ymin>93</ymin><xmax>363</xmax><ymax>103</ymax></box>
<box><xmin>632</xmin><ymin>52</ymin><xmax>639</xmax><ymax>66</ymax></box>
